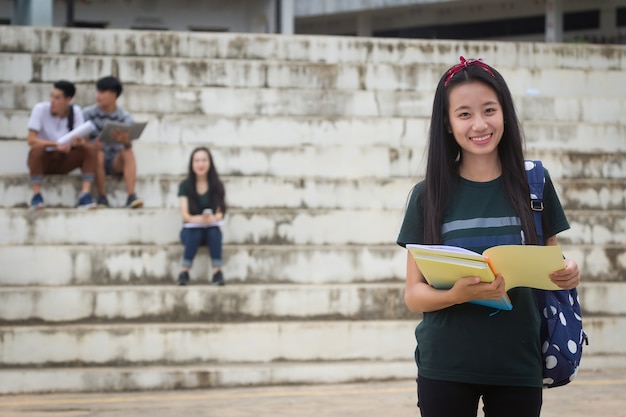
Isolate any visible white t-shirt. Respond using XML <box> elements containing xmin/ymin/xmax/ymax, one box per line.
<box><xmin>27</xmin><ymin>102</ymin><xmax>85</xmax><ymax>142</ymax></box>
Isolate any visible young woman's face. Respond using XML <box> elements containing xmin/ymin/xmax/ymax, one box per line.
<box><xmin>447</xmin><ymin>81</ymin><xmax>504</xmax><ymax>158</ymax></box>
<box><xmin>192</xmin><ymin>150</ymin><xmax>211</xmax><ymax>176</ymax></box>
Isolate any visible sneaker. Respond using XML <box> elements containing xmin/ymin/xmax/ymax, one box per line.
<box><xmin>77</xmin><ymin>193</ymin><xmax>97</xmax><ymax>210</ymax></box>
<box><xmin>126</xmin><ymin>193</ymin><xmax>143</xmax><ymax>209</ymax></box>
<box><xmin>30</xmin><ymin>193</ymin><xmax>45</xmax><ymax>210</ymax></box>
<box><xmin>97</xmin><ymin>195</ymin><xmax>110</xmax><ymax>208</ymax></box>
<box><xmin>212</xmin><ymin>270</ymin><xmax>225</xmax><ymax>286</ymax></box>
<box><xmin>178</xmin><ymin>271</ymin><xmax>190</xmax><ymax>286</ymax></box>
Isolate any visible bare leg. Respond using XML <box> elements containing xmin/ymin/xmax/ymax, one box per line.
<box><xmin>95</xmin><ymin>150</ymin><xmax>106</xmax><ymax>196</ymax></box>
<box><xmin>112</xmin><ymin>149</ymin><xmax>136</xmax><ymax>195</ymax></box>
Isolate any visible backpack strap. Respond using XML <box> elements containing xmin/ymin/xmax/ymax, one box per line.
<box><xmin>67</xmin><ymin>104</ymin><xmax>74</xmax><ymax>131</ymax></box>
<box><xmin>525</xmin><ymin>160</ymin><xmax>545</xmax><ymax>245</ymax></box>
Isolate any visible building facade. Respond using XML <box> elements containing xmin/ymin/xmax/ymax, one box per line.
<box><xmin>1</xmin><ymin>0</ymin><xmax>625</xmax><ymax>43</ymax></box>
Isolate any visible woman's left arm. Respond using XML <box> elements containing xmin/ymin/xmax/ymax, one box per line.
<box><xmin>545</xmin><ymin>235</ymin><xmax>580</xmax><ymax>289</ymax></box>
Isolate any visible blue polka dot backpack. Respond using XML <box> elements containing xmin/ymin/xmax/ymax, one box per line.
<box><xmin>525</xmin><ymin>160</ymin><xmax>588</xmax><ymax>388</ymax></box>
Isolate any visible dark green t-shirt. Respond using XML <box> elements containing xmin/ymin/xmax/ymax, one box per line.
<box><xmin>397</xmin><ymin>169</ymin><xmax>570</xmax><ymax>387</ymax></box>
<box><xmin>178</xmin><ymin>179</ymin><xmax>211</xmax><ymax>214</ymax></box>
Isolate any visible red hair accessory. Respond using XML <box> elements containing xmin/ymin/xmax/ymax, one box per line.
<box><xmin>444</xmin><ymin>56</ymin><xmax>495</xmax><ymax>86</ymax></box>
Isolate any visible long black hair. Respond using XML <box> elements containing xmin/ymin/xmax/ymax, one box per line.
<box><xmin>186</xmin><ymin>146</ymin><xmax>226</xmax><ymax>215</ymax></box>
<box><xmin>420</xmin><ymin>59</ymin><xmax>538</xmax><ymax>245</ymax></box>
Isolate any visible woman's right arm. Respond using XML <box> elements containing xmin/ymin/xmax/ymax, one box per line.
<box><xmin>404</xmin><ymin>251</ymin><xmax>507</xmax><ymax>313</ymax></box>
<box><xmin>179</xmin><ymin>196</ymin><xmax>207</xmax><ymax>224</ymax></box>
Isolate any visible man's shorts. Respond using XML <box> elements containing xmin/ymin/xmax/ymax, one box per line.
<box><xmin>103</xmin><ymin>147</ymin><xmax>122</xmax><ymax>177</ymax></box>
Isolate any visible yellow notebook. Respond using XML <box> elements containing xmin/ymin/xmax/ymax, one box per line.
<box><xmin>406</xmin><ymin>244</ymin><xmax>565</xmax><ymax>310</ymax></box>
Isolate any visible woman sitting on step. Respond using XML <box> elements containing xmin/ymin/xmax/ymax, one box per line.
<box><xmin>177</xmin><ymin>146</ymin><xmax>227</xmax><ymax>286</ymax></box>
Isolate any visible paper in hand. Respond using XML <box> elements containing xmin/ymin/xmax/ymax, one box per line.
<box><xmin>56</xmin><ymin>121</ymin><xmax>96</xmax><ymax>145</ymax></box>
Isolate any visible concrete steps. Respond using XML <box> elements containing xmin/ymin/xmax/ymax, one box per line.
<box><xmin>0</xmin><ymin>283</ymin><xmax>410</xmax><ymax>323</ymax></box>
<box><xmin>1</xmin><ymin>25</ymin><xmax>624</xmax><ymax>72</ymax></box>
<box><xmin>2</xmin><ymin>52</ymin><xmax>626</xmax><ymax>99</ymax></box>
<box><xmin>0</xmin><ymin>361</ymin><xmax>417</xmax><ymax>394</ymax></box>
<box><xmin>1</xmin><ymin>112</ymin><xmax>430</xmax><ymax>145</ymax></box>
<box><xmin>0</xmin><ymin>208</ymin><xmax>407</xmax><ymax>245</ymax></box>
<box><xmin>0</xmin><ymin>207</ymin><xmax>624</xmax><ymax>246</ymax></box>
<box><xmin>0</xmin><ymin>283</ymin><xmax>624</xmax><ymax>324</ymax></box>
<box><xmin>3</xmin><ymin>354</ymin><xmax>626</xmax><ymax>395</ymax></box>
<box><xmin>0</xmin><ymin>174</ymin><xmax>624</xmax><ymax>210</ymax></box>
<box><xmin>0</xmin><ymin>53</ymin><xmax>440</xmax><ymax>92</ymax></box>
<box><xmin>0</xmin><ymin>242</ymin><xmax>623</xmax><ymax>284</ymax></box>
<box><xmin>2</xmin><ymin>318</ymin><xmax>624</xmax><ymax>367</ymax></box>
<box><xmin>0</xmin><ymin>244</ymin><xmax>406</xmax><ymax>286</ymax></box>
<box><xmin>4</xmin><ymin>82</ymin><xmax>626</xmax><ymax>124</ymax></box>
<box><xmin>1</xmin><ymin>25</ymin><xmax>625</xmax><ymax>394</ymax></box>
<box><xmin>0</xmin><ymin>315</ymin><xmax>622</xmax><ymax>394</ymax></box>
<box><xmin>1</xmin><ymin>138</ymin><xmax>625</xmax><ymax>177</ymax></box>
<box><xmin>0</xmin><ymin>321</ymin><xmax>416</xmax><ymax>366</ymax></box>
<box><xmin>4</xmin><ymin>110</ymin><xmax>625</xmax><ymax>153</ymax></box>
<box><xmin>0</xmin><ymin>175</ymin><xmax>418</xmax><ymax>209</ymax></box>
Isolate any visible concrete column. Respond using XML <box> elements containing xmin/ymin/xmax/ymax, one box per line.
<box><xmin>357</xmin><ymin>12</ymin><xmax>372</xmax><ymax>37</ymax></box>
<box><xmin>545</xmin><ymin>0</ymin><xmax>563</xmax><ymax>43</ymax></box>
<box><xmin>279</xmin><ymin>0</ymin><xmax>294</xmax><ymax>34</ymax></box>
<box><xmin>66</xmin><ymin>0</ymin><xmax>74</xmax><ymax>27</ymax></box>
<box><xmin>13</xmin><ymin>0</ymin><xmax>53</xmax><ymax>26</ymax></box>
<box><xmin>600</xmin><ymin>4</ymin><xmax>617</xmax><ymax>33</ymax></box>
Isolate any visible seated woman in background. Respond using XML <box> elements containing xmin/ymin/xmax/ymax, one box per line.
<box><xmin>177</xmin><ymin>146</ymin><xmax>227</xmax><ymax>286</ymax></box>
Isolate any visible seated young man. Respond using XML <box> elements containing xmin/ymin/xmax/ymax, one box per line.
<box><xmin>83</xmin><ymin>76</ymin><xmax>143</xmax><ymax>209</ymax></box>
<box><xmin>27</xmin><ymin>80</ymin><xmax>97</xmax><ymax>209</ymax></box>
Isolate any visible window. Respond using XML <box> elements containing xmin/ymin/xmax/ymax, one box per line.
<box><xmin>617</xmin><ymin>6</ymin><xmax>626</xmax><ymax>27</ymax></box>
<box><xmin>563</xmin><ymin>9</ymin><xmax>600</xmax><ymax>31</ymax></box>
<box><xmin>73</xmin><ymin>21</ymin><xmax>108</xmax><ymax>29</ymax></box>
<box><xmin>374</xmin><ymin>9</ymin><xmax>601</xmax><ymax>40</ymax></box>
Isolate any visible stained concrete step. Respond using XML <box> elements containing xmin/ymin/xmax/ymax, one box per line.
<box><xmin>0</xmin><ymin>283</ymin><xmax>410</xmax><ymax>324</ymax></box>
<box><xmin>0</xmin><ymin>317</ymin><xmax>622</xmax><ymax>367</ymax></box>
<box><xmin>4</xmin><ymin>82</ymin><xmax>626</xmax><ymax>124</ymax></box>
<box><xmin>1</xmin><ymin>112</ymin><xmax>429</xmax><ymax>146</ymax></box>
<box><xmin>0</xmin><ymin>208</ymin><xmax>624</xmax><ymax>246</ymax></box>
<box><xmin>0</xmin><ymin>53</ymin><xmax>439</xmax><ymax>92</ymax></box>
<box><xmin>1</xmin><ymin>26</ymin><xmax>624</xmax><ymax>73</ymax></box>
<box><xmin>530</xmin><ymin>152</ymin><xmax>626</xmax><ymax>180</ymax></box>
<box><xmin>1</xmin><ymin>140</ymin><xmax>418</xmax><ymax>177</ymax></box>
<box><xmin>0</xmin><ymin>174</ymin><xmax>417</xmax><ymax>209</ymax></box>
<box><xmin>0</xmin><ymin>82</ymin><xmax>433</xmax><ymax>117</ymax></box>
<box><xmin>0</xmin><ymin>360</ymin><xmax>417</xmax><ymax>394</ymax></box>
<box><xmin>0</xmin><ymin>321</ymin><xmax>417</xmax><ymax>367</ymax></box>
<box><xmin>0</xmin><ymin>244</ymin><xmax>405</xmax><ymax>286</ymax></box>
<box><xmin>2</xmin><ymin>53</ymin><xmax>626</xmax><ymax>103</ymax></box>
<box><xmin>4</xmin><ymin>110</ymin><xmax>624</xmax><ymax>154</ymax></box>
<box><xmin>2</xmin><ymin>355</ymin><xmax>624</xmax><ymax>396</ymax></box>
<box><xmin>0</xmin><ymin>243</ymin><xmax>622</xmax><ymax>285</ymax></box>
<box><xmin>6</xmin><ymin>105</ymin><xmax>626</xmax><ymax>156</ymax></box>
<box><xmin>0</xmin><ymin>282</ymin><xmax>622</xmax><ymax>325</ymax></box>
<box><xmin>1</xmin><ymin>174</ymin><xmax>624</xmax><ymax>211</ymax></box>
<box><xmin>1</xmin><ymin>139</ymin><xmax>624</xmax><ymax>178</ymax></box>
<box><xmin>1</xmin><ymin>355</ymin><xmax>625</xmax><ymax>395</ymax></box>
<box><xmin>0</xmin><ymin>207</ymin><xmax>405</xmax><ymax>246</ymax></box>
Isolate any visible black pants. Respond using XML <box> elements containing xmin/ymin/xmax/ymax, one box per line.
<box><xmin>417</xmin><ymin>375</ymin><xmax>542</xmax><ymax>417</ymax></box>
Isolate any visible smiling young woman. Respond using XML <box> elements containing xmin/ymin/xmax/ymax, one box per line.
<box><xmin>396</xmin><ymin>57</ymin><xmax>581</xmax><ymax>417</ymax></box>
<box><xmin>177</xmin><ymin>147</ymin><xmax>227</xmax><ymax>286</ymax></box>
